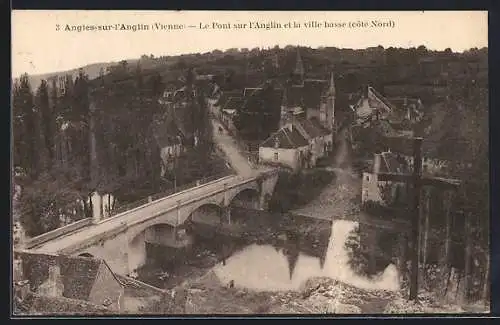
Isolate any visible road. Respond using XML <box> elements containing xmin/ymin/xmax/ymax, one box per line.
<box><xmin>211</xmin><ymin>118</ymin><xmax>255</xmax><ymax>177</ymax></box>
<box><xmin>28</xmin><ymin>174</ymin><xmax>254</xmax><ymax>254</ymax></box>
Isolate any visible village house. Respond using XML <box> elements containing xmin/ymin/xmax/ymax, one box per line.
<box><xmin>14</xmin><ymin>251</ymin><xmax>125</xmax><ymax>313</ymax></box>
<box><xmin>362</xmin><ymin>150</ymin><xmax>453</xmax><ymax>207</ymax></box>
<box><xmin>218</xmin><ymin>96</ymin><xmax>244</xmax><ymax>134</ymax></box>
<box><xmin>361</xmin><ymin>150</ymin><xmax>410</xmax><ymax>206</ymax></box>
<box><xmin>216</xmin><ymin>85</ymin><xmax>284</xmax><ymax>138</ymax></box>
<box><xmin>258</xmin><ymin>123</ymin><xmax>310</xmax><ymax>172</ymax></box>
<box><xmin>193</xmin><ymin>73</ymin><xmax>218</xmax><ymax>99</ymax></box>
<box><xmin>213</xmin><ymin>89</ymin><xmax>242</xmax><ymax>115</ymax></box>
<box><xmin>283</xmin><ymin>111</ymin><xmax>334</xmax><ymax>167</ymax></box>
<box><xmin>352</xmin><ymin>86</ymin><xmax>424</xmax><ymax>130</ymax></box>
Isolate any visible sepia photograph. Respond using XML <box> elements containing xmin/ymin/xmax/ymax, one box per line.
<box><xmin>11</xmin><ymin>10</ymin><xmax>489</xmax><ymax>316</ymax></box>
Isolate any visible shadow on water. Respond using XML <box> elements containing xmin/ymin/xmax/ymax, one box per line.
<box><xmin>137</xmin><ymin>210</ymin><xmax>401</xmax><ymax>293</ymax></box>
<box><xmin>212</xmin><ymin>219</ymin><xmax>400</xmax><ymax>292</ymax></box>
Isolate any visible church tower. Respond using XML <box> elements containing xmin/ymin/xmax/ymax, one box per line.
<box><xmin>319</xmin><ymin>71</ymin><xmax>336</xmax><ymax>131</ymax></box>
<box><xmin>326</xmin><ymin>71</ymin><xmax>336</xmax><ymax>131</ymax></box>
<box><xmin>294</xmin><ymin>47</ymin><xmax>305</xmax><ymax>84</ymax></box>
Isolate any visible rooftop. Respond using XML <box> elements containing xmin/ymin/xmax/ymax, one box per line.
<box><xmin>295</xmin><ymin>117</ymin><xmax>330</xmax><ymax>139</ymax></box>
<box><xmin>260</xmin><ymin>125</ymin><xmax>309</xmax><ymax>149</ymax></box>
<box><xmin>223</xmin><ymin>96</ymin><xmax>245</xmax><ymax>111</ymax></box>
<box><xmin>14</xmin><ymin>251</ymin><xmax>123</xmax><ymax>302</ymax></box>
<box><xmin>283</xmin><ymin>79</ymin><xmax>329</xmax><ymax>109</ymax></box>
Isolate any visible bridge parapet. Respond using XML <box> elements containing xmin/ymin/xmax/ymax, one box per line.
<box><xmin>23</xmin><ymin>218</ymin><xmax>93</xmax><ymax>250</ymax></box>
<box><xmin>23</xmin><ymin>169</ymin><xmax>281</xmax><ymax>276</ymax></box>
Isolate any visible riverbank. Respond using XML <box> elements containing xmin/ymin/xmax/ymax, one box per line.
<box><xmin>140</xmin><ymin>267</ymin><xmax>487</xmax><ymax>315</ymax></box>
<box><xmin>139</xmin><ymin>272</ymin><xmax>399</xmax><ymax>314</ymax></box>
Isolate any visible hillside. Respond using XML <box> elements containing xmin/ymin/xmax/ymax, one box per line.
<box><xmin>17</xmin><ymin>59</ymin><xmax>139</xmax><ymax>90</ymax></box>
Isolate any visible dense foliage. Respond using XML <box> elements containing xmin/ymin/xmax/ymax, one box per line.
<box><xmin>12</xmin><ymin>62</ymin><xmax>218</xmax><ymax>236</ymax></box>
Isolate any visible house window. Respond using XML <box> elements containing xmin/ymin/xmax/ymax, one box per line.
<box><xmin>365</xmin><ymin>175</ymin><xmax>370</xmax><ymax>182</ymax></box>
<box><xmin>274</xmin><ymin>152</ymin><xmax>279</xmax><ymax>161</ymax></box>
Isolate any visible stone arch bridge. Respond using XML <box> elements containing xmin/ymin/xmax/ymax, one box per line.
<box><xmin>24</xmin><ymin>172</ymin><xmax>279</xmax><ymax>275</ymax></box>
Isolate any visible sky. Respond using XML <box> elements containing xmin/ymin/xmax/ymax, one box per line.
<box><xmin>11</xmin><ymin>10</ymin><xmax>488</xmax><ymax>77</ymax></box>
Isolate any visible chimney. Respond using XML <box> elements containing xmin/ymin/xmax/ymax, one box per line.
<box><xmin>373</xmin><ymin>153</ymin><xmax>382</xmax><ymax>174</ymax></box>
<box><xmin>14</xmin><ymin>280</ymin><xmax>31</xmax><ymax>302</ymax></box>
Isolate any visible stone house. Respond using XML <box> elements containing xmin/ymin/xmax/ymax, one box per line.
<box><xmin>214</xmin><ymin>89</ymin><xmax>243</xmax><ymax>110</ymax></box>
<box><xmin>361</xmin><ymin>150</ymin><xmax>452</xmax><ymax>207</ymax></box>
<box><xmin>287</xmin><ymin>114</ymin><xmax>333</xmax><ymax>167</ymax></box>
<box><xmin>353</xmin><ymin>86</ymin><xmax>423</xmax><ymax>131</ymax></box>
<box><xmin>258</xmin><ymin>123</ymin><xmax>310</xmax><ymax>172</ymax></box>
<box><xmin>14</xmin><ymin>251</ymin><xmax>125</xmax><ymax>313</ymax></box>
<box><xmin>219</xmin><ymin>96</ymin><xmax>244</xmax><ymax>134</ymax></box>
<box><xmin>361</xmin><ymin>151</ymin><xmax>410</xmax><ymax>206</ymax></box>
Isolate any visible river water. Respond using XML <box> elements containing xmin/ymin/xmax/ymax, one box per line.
<box><xmin>139</xmin><ymin>216</ymin><xmax>401</xmax><ymax>294</ymax></box>
<box><xmin>211</xmin><ymin>219</ymin><xmax>400</xmax><ymax>292</ymax></box>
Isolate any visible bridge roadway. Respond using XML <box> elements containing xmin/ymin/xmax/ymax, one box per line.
<box><xmin>29</xmin><ymin>172</ymin><xmax>271</xmax><ymax>254</ymax></box>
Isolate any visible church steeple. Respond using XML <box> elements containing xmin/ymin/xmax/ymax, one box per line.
<box><xmin>328</xmin><ymin>71</ymin><xmax>336</xmax><ymax>96</ymax></box>
<box><xmin>294</xmin><ymin>47</ymin><xmax>304</xmax><ymax>83</ymax></box>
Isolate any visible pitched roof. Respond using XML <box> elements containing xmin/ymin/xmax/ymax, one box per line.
<box><xmin>222</xmin><ymin>96</ymin><xmax>244</xmax><ymax>111</ymax></box>
<box><xmin>309</xmin><ymin>118</ymin><xmax>332</xmax><ymax>136</ymax></box>
<box><xmin>283</xmin><ymin>79</ymin><xmax>329</xmax><ymax>109</ymax></box>
<box><xmin>297</xmin><ymin>117</ymin><xmax>330</xmax><ymax>139</ymax></box>
<box><xmin>21</xmin><ymin>292</ymin><xmax>114</xmax><ymax>315</ymax></box>
<box><xmin>172</xmin><ymin>86</ymin><xmax>196</xmax><ymax>101</ymax></box>
<box><xmin>378</xmin><ymin>151</ymin><xmax>410</xmax><ymax>174</ymax></box>
<box><xmin>16</xmin><ymin>252</ymin><xmax>122</xmax><ymax>302</ymax></box>
<box><xmin>242</xmin><ymin>86</ymin><xmax>283</xmax><ymax>112</ymax></box>
<box><xmin>260</xmin><ymin>126</ymin><xmax>309</xmax><ymax>149</ymax></box>
<box><xmin>367</xmin><ymin>86</ymin><xmax>397</xmax><ymax>113</ymax></box>
<box><xmin>216</xmin><ymin>90</ymin><xmax>243</xmax><ymax>106</ymax></box>
<box><xmin>222</xmin><ymin>109</ymin><xmax>237</xmax><ymax>115</ymax></box>
<box><xmin>243</xmin><ymin>87</ymin><xmax>262</xmax><ymax>97</ymax></box>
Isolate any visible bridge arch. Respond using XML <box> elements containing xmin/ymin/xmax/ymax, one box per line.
<box><xmin>227</xmin><ymin>182</ymin><xmax>260</xmax><ymax>202</ymax></box>
<box><xmin>128</xmin><ymin>222</ymin><xmax>178</xmax><ymax>273</ymax></box>
<box><xmin>187</xmin><ymin>203</ymin><xmax>224</xmax><ymax>225</ymax></box>
<box><xmin>229</xmin><ymin>187</ymin><xmax>260</xmax><ymax>210</ymax></box>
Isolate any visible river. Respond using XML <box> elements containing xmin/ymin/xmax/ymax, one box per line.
<box><xmin>212</xmin><ymin>219</ymin><xmax>399</xmax><ymax>292</ymax></box>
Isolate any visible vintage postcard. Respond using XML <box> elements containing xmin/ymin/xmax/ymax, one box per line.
<box><xmin>11</xmin><ymin>10</ymin><xmax>489</xmax><ymax>316</ymax></box>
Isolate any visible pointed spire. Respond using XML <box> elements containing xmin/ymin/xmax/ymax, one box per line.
<box><xmin>294</xmin><ymin>47</ymin><xmax>304</xmax><ymax>82</ymax></box>
<box><xmin>285</xmin><ymin>247</ymin><xmax>299</xmax><ymax>280</ymax></box>
<box><xmin>284</xmin><ymin>232</ymin><xmax>300</xmax><ymax>280</ymax></box>
<box><xmin>329</xmin><ymin>71</ymin><xmax>336</xmax><ymax>96</ymax></box>
<box><xmin>319</xmin><ymin>250</ymin><xmax>327</xmax><ymax>269</ymax></box>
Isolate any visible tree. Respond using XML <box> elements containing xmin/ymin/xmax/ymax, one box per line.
<box><xmin>35</xmin><ymin>80</ymin><xmax>53</xmax><ymax>170</ymax></box>
<box><xmin>417</xmin><ymin>45</ymin><xmax>428</xmax><ymax>57</ymax></box>
<box><xmin>13</xmin><ymin>73</ymin><xmax>38</xmax><ymax>176</ymax></box>
<box><xmin>135</xmin><ymin>62</ymin><xmax>143</xmax><ymax>89</ymax></box>
<box><xmin>71</xmin><ymin>69</ymin><xmax>91</xmax><ymax>182</ymax></box>
<box><xmin>18</xmin><ymin>173</ymin><xmax>86</xmax><ymax>236</ymax></box>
